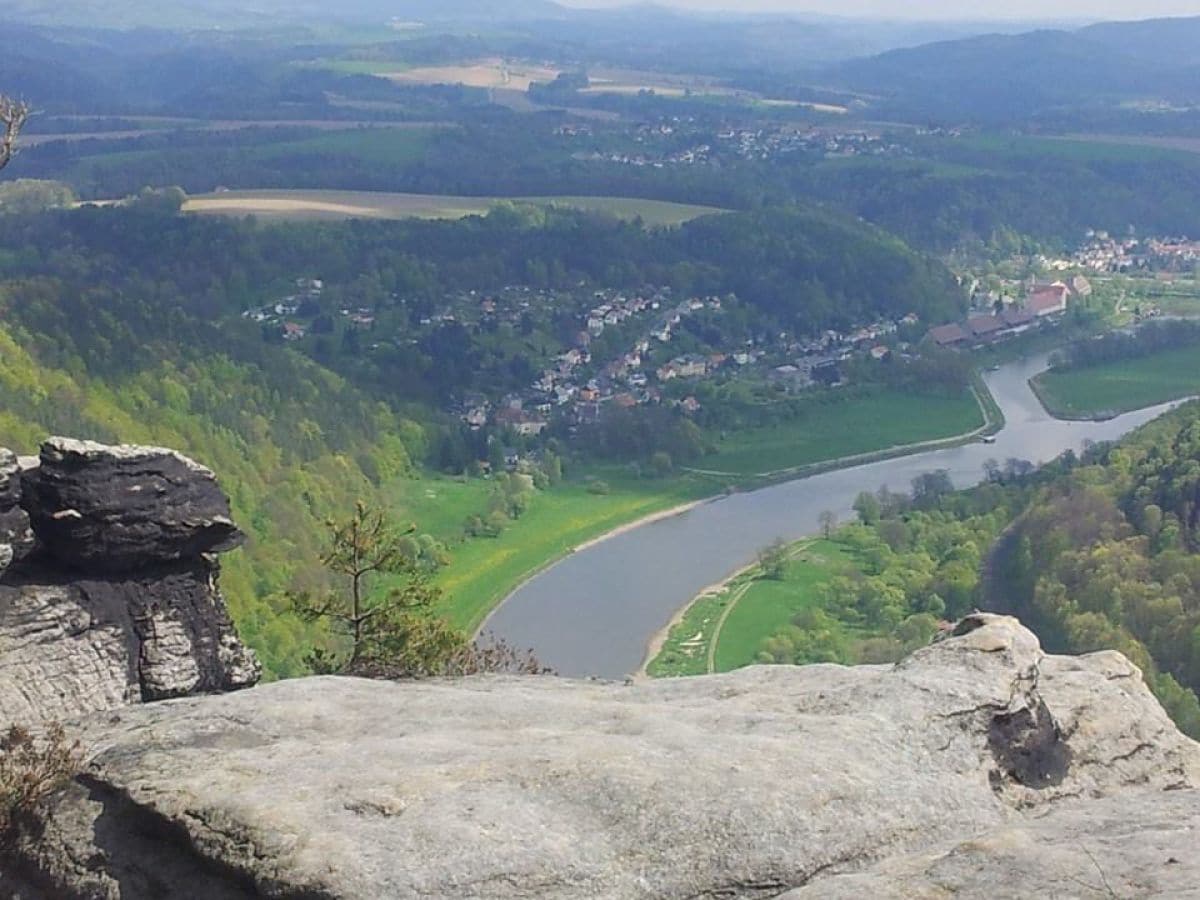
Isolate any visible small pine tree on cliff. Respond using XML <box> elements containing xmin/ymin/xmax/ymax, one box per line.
<box><xmin>293</xmin><ymin>502</ymin><xmax>547</xmax><ymax>677</ymax></box>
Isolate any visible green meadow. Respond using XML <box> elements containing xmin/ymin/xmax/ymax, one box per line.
<box><xmin>698</xmin><ymin>388</ymin><xmax>984</xmax><ymax>477</ymax></box>
<box><xmin>1033</xmin><ymin>346</ymin><xmax>1200</xmax><ymax>419</ymax></box>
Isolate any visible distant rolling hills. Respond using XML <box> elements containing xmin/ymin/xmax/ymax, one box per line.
<box><xmin>833</xmin><ymin>16</ymin><xmax>1200</xmax><ymax>124</ymax></box>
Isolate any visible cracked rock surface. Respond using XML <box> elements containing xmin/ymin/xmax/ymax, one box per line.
<box><xmin>0</xmin><ymin>438</ymin><xmax>259</xmax><ymax>728</ymax></box>
<box><xmin>5</xmin><ymin>614</ymin><xmax>1198</xmax><ymax>899</ymax></box>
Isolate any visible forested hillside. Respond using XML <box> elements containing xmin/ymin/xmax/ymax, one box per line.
<box><xmin>788</xmin><ymin>140</ymin><xmax>1200</xmax><ymax>250</ymax></box>
<box><xmin>1</xmin><ymin>202</ymin><xmax>962</xmax><ymax>350</ymax></box>
<box><xmin>0</xmin><ymin>211</ymin><xmax>428</xmax><ymax>677</ymax></box>
<box><xmin>833</xmin><ymin>18</ymin><xmax>1200</xmax><ymax>124</ymax></box>
<box><xmin>994</xmin><ymin>406</ymin><xmax>1200</xmax><ymax>736</ymax></box>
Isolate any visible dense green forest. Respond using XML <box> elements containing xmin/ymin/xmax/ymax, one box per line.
<box><xmin>0</xmin><ymin>209</ymin><xmax>427</xmax><ymax>676</ymax></box>
<box><xmin>0</xmin><ymin>293</ymin><xmax>417</xmax><ymax>678</ymax></box>
<box><xmin>0</xmin><ymin>202</ymin><xmax>963</xmax><ymax>367</ymax></box>
<box><xmin>18</xmin><ymin>117</ymin><xmax>1200</xmax><ymax>254</ymax></box>
<box><xmin>995</xmin><ymin>408</ymin><xmax>1200</xmax><ymax>737</ymax></box>
<box><xmin>787</xmin><ymin>143</ymin><xmax>1200</xmax><ymax>250</ymax></box>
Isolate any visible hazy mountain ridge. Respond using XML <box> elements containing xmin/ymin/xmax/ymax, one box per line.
<box><xmin>1078</xmin><ymin>15</ymin><xmax>1200</xmax><ymax>67</ymax></box>
<box><xmin>834</xmin><ymin>16</ymin><xmax>1200</xmax><ymax>122</ymax></box>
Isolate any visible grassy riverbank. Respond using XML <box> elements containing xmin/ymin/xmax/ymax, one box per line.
<box><xmin>383</xmin><ymin>385</ymin><xmax>991</xmax><ymax>637</ymax></box>
<box><xmin>1031</xmin><ymin>345</ymin><xmax>1200</xmax><ymax>419</ymax></box>
<box><xmin>647</xmin><ymin>539</ymin><xmax>858</xmax><ymax>677</ymax></box>
<box><xmin>696</xmin><ymin>389</ymin><xmax>983</xmax><ymax>477</ymax></box>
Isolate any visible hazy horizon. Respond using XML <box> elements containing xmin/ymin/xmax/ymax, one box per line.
<box><xmin>558</xmin><ymin>0</ymin><xmax>1199</xmax><ymax>22</ymax></box>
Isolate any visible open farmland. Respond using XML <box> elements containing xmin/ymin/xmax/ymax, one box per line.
<box><xmin>383</xmin><ymin>59</ymin><xmax>561</xmax><ymax>91</ymax></box>
<box><xmin>1053</xmin><ymin>133</ymin><xmax>1200</xmax><ymax>157</ymax></box>
<box><xmin>183</xmin><ymin>189</ymin><xmax>725</xmax><ymax>225</ymax></box>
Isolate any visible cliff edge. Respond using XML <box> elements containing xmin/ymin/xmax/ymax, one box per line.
<box><xmin>4</xmin><ymin>614</ymin><xmax>1199</xmax><ymax>898</ymax></box>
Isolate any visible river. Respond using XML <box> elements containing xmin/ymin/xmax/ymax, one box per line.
<box><xmin>481</xmin><ymin>355</ymin><xmax>1185</xmax><ymax>679</ymax></box>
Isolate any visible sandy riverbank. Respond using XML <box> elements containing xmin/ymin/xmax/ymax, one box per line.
<box><xmin>633</xmin><ymin>564</ymin><xmax>746</xmax><ymax>681</ymax></box>
<box><xmin>570</xmin><ymin>498</ymin><xmax>709</xmax><ymax>555</ymax></box>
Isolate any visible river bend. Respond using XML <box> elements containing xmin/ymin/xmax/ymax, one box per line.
<box><xmin>483</xmin><ymin>356</ymin><xmax>1183</xmax><ymax>678</ymax></box>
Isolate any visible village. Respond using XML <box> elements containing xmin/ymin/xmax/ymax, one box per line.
<box><xmin>1046</xmin><ymin>230</ymin><xmax>1200</xmax><ymax>274</ymax></box>
<box><xmin>242</xmin><ymin>228</ymin><xmax>1186</xmax><ymax>454</ymax></box>
<box><xmin>239</xmin><ymin>274</ymin><xmax>926</xmax><ymax>443</ymax></box>
<box><xmin>713</xmin><ymin>124</ymin><xmax>909</xmax><ymax>162</ymax></box>
<box><xmin>564</xmin><ymin>117</ymin><xmax>911</xmax><ymax>169</ymax></box>
<box><xmin>458</xmin><ymin>287</ymin><xmax>919</xmax><ymax>441</ymax></box>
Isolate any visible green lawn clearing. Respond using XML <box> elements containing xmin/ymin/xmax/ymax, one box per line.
<box><xmin>1032</xmin><ymin>345</ymin><xmax>1200</xmax><ymax>419</ymax></box>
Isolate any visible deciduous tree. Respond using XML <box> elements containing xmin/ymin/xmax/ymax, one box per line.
<box><xmin>758</xmin><ymin>539</ymin><xmax>789</xmax><ymax>580</ymax></box>
<box><xmin>818</xmin><ymin>509</ymin><xmax>838</xmax><ymax>538</ymax></box>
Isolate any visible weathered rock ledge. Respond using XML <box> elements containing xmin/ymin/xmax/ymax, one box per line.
<box><xmin>5</xmin><ymin>615</ymin><xmax>1198</xmax><ymax>899</ymax></box>
<box><xmin>0</xmin><ymin>437</ymin><xmax>259</xmax><ymax>728</ymax></box>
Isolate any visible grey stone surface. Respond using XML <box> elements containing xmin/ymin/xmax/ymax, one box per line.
<box><xmin>23</xmin><ymin>437</ymin><xmax>243</xmax><ymax>574</ymax></box>
<box><xmin>779</xmin><ymin>790</ymin><xmax>1200</xmax><ymax>899</ymax></box>
<box><xmin>5</xmin><ymin>615</ymin><xmax>1198</xmax><ymax>899</ymax></box>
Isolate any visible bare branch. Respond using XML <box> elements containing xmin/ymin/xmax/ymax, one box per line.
<box><xmin>0</xmin><ymin>95</ymin><xmax>30</xmax><ymax>173</ymax></box>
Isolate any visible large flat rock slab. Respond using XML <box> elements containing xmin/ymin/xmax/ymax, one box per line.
<box><xmin>6</xmin><ymin>615</ymin><xmax>1199</xmax><ymax>899</ymax></box>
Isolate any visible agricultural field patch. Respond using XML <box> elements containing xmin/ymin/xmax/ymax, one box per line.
<box><xmin>184</xmin><ymin>189</ymin><xmax>725</xmax><ymax>225</ymax></box>
<box><xmin>383</xmin><ymin>59</ymin><xmax>562</xmax><ymax>91</ymax></box>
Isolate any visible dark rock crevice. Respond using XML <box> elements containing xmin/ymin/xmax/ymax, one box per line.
<box><xmin>987</xmin><ymin>695</ymin><xmax>1072</xmax><ymax>790</ymax></box>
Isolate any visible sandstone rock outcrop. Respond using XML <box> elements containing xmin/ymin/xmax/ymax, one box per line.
<box><xmin>23</xmin><ymin>437</ymin><xmax>243</xmax><ymax>573</ymax></box>
<box><xmin>0</xmin><ymin>450</ymin><xmax>36</xmax><ymax>577</ymax></box>
<box><xmin>0</xmin><ymin>438</ymin><xmax>259</xmax><ymax>728</ymax></box>
<box><xmin>5</xmin><ymin>615</ymin><xmax>1198</xmax><ymax>899</ymax></box>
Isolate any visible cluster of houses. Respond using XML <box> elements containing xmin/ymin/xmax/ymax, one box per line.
<box><xmin>768</xmin><ymin>316</ymin><xmax>915</xmax><ymax>390</ymax></box>
<box><xmin>458</xmin><ymin>303</ymin><xmax>925</xmax><ymax>439</ymax></box>
<box><xmin>1056</xmin><ymin>231</ymin><xmax>1142</xmax><ymax>272</ymax></box>
<box><xmin>574</xmin><ymin>120</ymin><xmax>910</xmax><ymax>169</ymax></box>
<box><xmin>242</xmin><ymin>278</ymin><xmax>381</xmax><ymax>341</ymax></box>
<box><xmin>926</xmin><ymin>280</ymin><xmax>1084</xmax><ymax>349</ymax></box>
<box><xmin>420</xmin><ymin>285</ymin><xmax>561</xmax><ymax>330</ymax></box>
<box><xmin>1143</xmin><ymin>236</ymin><xmax>1200</xmax><ymax>267</ymax></box>
<box><xmin>241</xmin><ymin>278</ymin><xmax>325</xmax><ymax>341</ymax></box>
<box><xmin>484</xmin><ymin>292</ymin><xmax>729</xmax><ymax>431</ymax></box>
<box><xmin>714</xmin><ymin>125</ymin><xmax>909</xmax><ymax>163</ymax></box>
<box><xmin>1050</xmin><ymin>231</ymin><xmax>1200</xmax><ymax>274</ymax></box>
<box><xmin>584</xmin><ymin>290</ymin><xmax>669</xmax><ymax>337</ymax></box>
<box><xmin>575</xmin><ymin>145</ymin><xmax>712</xmax><ymax>169</ymax></box>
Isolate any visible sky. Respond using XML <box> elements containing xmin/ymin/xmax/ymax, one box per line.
<box><xmin>558</xmin><ymin>0</ymin><xmax>1200</xmax><ymax>21</ymax></box>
